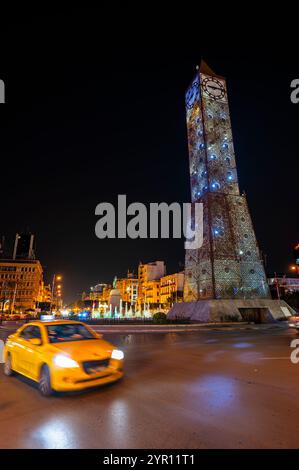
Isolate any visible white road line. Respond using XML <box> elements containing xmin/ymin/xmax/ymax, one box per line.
<box><xmin>259</xmin><ymin>357</ymin><xmax>290</xmax><ymax>360</ymax></box>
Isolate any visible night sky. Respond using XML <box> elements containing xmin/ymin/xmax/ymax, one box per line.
<box><xmin>0</xmin><ymin>11</ymin><xmax>298</xmax><ymax>303</ymax></box>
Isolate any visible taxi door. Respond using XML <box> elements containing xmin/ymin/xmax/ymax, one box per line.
<box><xmin>16</xmin><ymin>325</ymin><xmax>43</xmax><ymax>379</ymax></box>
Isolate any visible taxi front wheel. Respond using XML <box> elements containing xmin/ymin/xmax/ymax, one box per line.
<box><xmin>4</xmin><ymin>354</ymin><xmax>14</xmax><ymax>376</ymax></box>
<box><xmin>39</xmin><ymin>365</ymin><xmax>53</xmax><ymax>396</ymax></box>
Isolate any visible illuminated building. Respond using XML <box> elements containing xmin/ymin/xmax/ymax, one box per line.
<box><xmin>0</xmin><ymin>259</ymin><xmax>43</xmax><ymax>312</ymax></box>
<box><xmin>89</xmin><ymin>283</ymin><xmax>108</xmax><ymax>300</ymax></box>
<box><xmin>143</xmin><ymin>280</ymin><xmax>160</xmax><ymax>307</ymax></box>
<box><xmin>82</xmin><ymin>284</ymin><xmax>111</xmax><ymax>302</ymax></box>
<box><xmin>160</xmin><ymin>272</ymin><xmax>185</xmax><ymax>305</ymax></box>
<box><xmin>116</xmin><ymin>272</ymin><xmax>138</xmax><ymax>304</ymax></box>
<box><xmin>41</xmin><ymin>283</ymin><xmax>52</xmax><ymax>302</ymax></box>
<box><xmin>183</xmin><ymin>61</ymin><xmax>270</xmax><ymax>301</ymax></box>
<box><xmin>102</xmin><ymin>285</ymin><xmax>112</xmax><ymax>301</ymax></box>
<box><xmin>138</xmin><ymin>261</ymin><xmax>165</xmax><ymax>306</ymax></box>
<box><xmin>36</xmin><ymin>282</ymin><xmax>52</xmax><ymax>313</ymax></box>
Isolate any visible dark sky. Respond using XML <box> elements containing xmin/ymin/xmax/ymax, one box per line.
<box><xmin>0</xmin><ymin>11</ymin><xmax>298</xmax><ymax>303</ymax></box>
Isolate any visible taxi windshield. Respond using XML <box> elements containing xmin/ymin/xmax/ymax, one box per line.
<box><xmin>46</xmin><ymin>324</ymin><xmax>96</xmax><ymax>343</ymax></box>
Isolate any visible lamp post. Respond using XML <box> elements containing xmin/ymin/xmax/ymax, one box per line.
<box><xmin>10</xmin><ymin>281</ymin><xmax>18</xmax><ymax>315</ymax></box>
<box><xmin>274</xmin><ymin>272</ymin><xmax>281</xmax><ymax>300</ymax></box>
<box><xmin>50</xmin><ymin>274</ymin><xmax>62</xmax><ymax>313</ymax></box>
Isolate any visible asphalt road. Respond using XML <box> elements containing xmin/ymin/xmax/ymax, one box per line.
<box><xmin>0</xmin><ymin>327</ymin><xmax>299</xmax><ymax>449</ymax></box>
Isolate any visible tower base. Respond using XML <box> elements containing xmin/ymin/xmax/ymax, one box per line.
<box><xmin>167</xmin><ymin>299</ymin><xmax>295</xmax><ymax>323</ymax></box>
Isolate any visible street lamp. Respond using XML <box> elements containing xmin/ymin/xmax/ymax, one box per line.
<box><xmin>290</xmin><ymin>265</ymin><xmax>299</xmax><ymax>275</ymax></box>
<box><xmin>50</xmin><ymin>274</ymin><xmax>63</xmax><ymax>313</ymax></box>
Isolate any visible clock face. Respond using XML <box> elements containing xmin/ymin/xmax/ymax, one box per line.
<box><xmin>202</xmin><ymin>76</ymin><xmax>226</xmax><ymax>101</ymax></box>
<box><xmin>186</xmin><ymin>81</ymin><xmax>199</xmax><ymax>109</ymax></box>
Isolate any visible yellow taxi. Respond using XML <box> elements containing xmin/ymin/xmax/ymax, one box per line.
<box><xmin>3</xmin><ymin>320</ymin><xmax>124</xmax><ymax>396</ymax></box>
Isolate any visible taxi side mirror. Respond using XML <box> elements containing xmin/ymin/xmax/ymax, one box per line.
<box><xmin>29</xmin><ymin>338</ymin><xmax>42</xmax><ymax>346</ymax></box>
<box><xmin>94</xmin><ymin>333</ymin><xmax>103</xmax><ymax>339</ymax></box>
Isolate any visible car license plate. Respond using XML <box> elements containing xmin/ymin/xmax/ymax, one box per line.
<box><xmin>89</xmin><ymin>366</ymin><xmax>106</xmax><ymax>373</ymax></box>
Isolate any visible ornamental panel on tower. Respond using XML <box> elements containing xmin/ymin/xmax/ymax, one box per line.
<box><xmin>184</xmin><ymin>62</ymin><xmax>270</xmax><ymax>301</ymax></box>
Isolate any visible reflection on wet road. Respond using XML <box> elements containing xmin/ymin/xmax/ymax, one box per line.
<box><xmin>0</xmin><ymin>328</ymin><xmax>298</xmax><ymax>449</ymax></box>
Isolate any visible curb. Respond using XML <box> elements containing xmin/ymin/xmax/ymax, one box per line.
<box><xmin>90</xmin><ymin>323</ymin><xmax>287</xmax><ymax>334</ymax></box>
<box><xmin>0</xmin><ymin>323</ymin><xmax>288</xmax><ymax>335</ymax></box>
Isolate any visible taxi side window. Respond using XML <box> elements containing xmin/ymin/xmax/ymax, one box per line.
<box><xmin>20</xmin><ymin>326</ymin><xmax>42</xmax><ymax>341</ymax></box>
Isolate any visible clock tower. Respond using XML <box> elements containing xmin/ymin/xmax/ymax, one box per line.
<box><xmin>183</xmin><ymin>61</ymin><xmax>270</xmax><ymax>301</ymax></box>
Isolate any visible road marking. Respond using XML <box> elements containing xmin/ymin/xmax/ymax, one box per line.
<box><xmin>259</xmin><ymin>357</ymin><xmax>290</xmax><ymax>360</ymax></box>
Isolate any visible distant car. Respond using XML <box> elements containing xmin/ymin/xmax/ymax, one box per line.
<box><xmin>78</xmin><ymin>312</ymin><xmax>91</xmax><ymax>321</ymax></box>
<box><xmin>20</xmin><ymin>313</ymin><xmax>33</xmax><ymax>320</ymax></box>
<box><xmin>288</xmin><ymin>316</ymin><xmax>299</xmax><ymax>331</ymax></box>
<box><xmin>3</xmin><ymin>320</ymin><xmax>124</xmax><ymax>396</ymax></box>
<box><xmin>10</xmin><ymin>314</ymin><xmax>21</xmax><ymax>321</ymax></box>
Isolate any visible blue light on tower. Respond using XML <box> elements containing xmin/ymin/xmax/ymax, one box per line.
<box><xmin>209</xmin><ymin>154</ymin><xmax>217</xmax><ymax>161</ymax></box>
<box><xmin>213</xmin><ymin>227</ymin><xmax>223</xmax><ymax>237</ymax></box>
<box><xmin>211</xmin><ymin>181</ymin><xmax>220</xmax><ymax>191</ymax></box>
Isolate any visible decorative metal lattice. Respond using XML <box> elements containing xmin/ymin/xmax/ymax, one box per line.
<box><xmin>184</xmin><ymin>67</ymin><xmax>270</xmax><ymax>301</ymax></box>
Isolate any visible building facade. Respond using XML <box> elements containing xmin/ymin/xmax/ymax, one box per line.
<box><xmin>82</xmin><ymin>283</ymin><xmax>112</xmax><ymax>308</ymax></box>
<box><xmin>143</xmin><ymin>280</ymin><xmax>160</xmax><ymax>307</ymax></box>
<box><xmin>184</xmin><ymin>61</ymin><xmax>270</xmax><ymax>301</ymax></box>
<box><xmin>138</xmin><ymin>261</ymin><xmax>165</xmax><ymax>306</ymax></box>
<box><xmin>41</xmin><ymin>283</ymin><xmax>52</xmax><ymax>302</ymax></box>
<box><xmin>0</xmin><ymin>259</ymin><xmax>43</xmax><ymax>312</ymax></box>
<box><xmin>160</xmin><ymin>272</ymin><xmax>185</xmax><ymax>305</ymax></box>
<box><xmin>116</xmin><ymin>273</ymin><xmax>138</xmax><ymax>304</ymax></box>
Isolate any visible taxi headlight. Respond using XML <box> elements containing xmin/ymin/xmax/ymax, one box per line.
<box><xmin>111</xmin><ymin>349</ymin><xmax>124</xmax><ymax>360</ymax></box>
<box><xmin>54</xmin><ymin>354</ymin><xmax>80</xmax><ymax>368</ymax></box>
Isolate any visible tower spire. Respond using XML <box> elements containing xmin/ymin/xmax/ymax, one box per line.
<box><xmin>199</xmin><ymin>60</ymin><xmax>216</xmax><ymax>76</ymax></box>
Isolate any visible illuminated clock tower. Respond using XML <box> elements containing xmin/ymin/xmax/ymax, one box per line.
<box><xmin>183</xmin><ymin>61</ymin><xmax>270</xmax><ymax>301</ymax></box>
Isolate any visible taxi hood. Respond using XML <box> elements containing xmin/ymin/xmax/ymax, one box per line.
<box><xmin>47</xmin><ymin>339</ymin><xmax>113</xmax><ymax>361</ymax></box>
